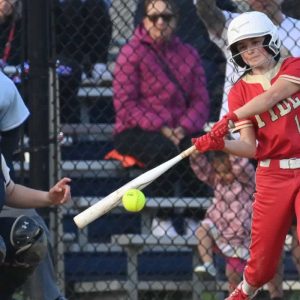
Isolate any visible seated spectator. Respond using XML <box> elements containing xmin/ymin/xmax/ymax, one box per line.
<box><xmin>0</xmin><ymin>0</ymin><xmax>80</xmax><ymax>124</ymax></box>
<box><xmin>134</xmin><ymin>0</ymin><xmax>229</xmax><ymax>122</ymax></box>
<box><xmin>55</xmin><ymin>0</ymin><xmax>113</xmax><ymax>84</ymax></box>
<box><xmin>55</xmin><ymin>0</ymin><xmax>113</xmax><ymax>123</ymax></box>
<box><xmin>113</xmin><ymin>0</ymin><xmax>210</xmax><ymax>237</ymax></box>
<box><xmin>191</xmin><ymin>151</ymin><xmax>283</xmax><ymax>298</ymax></box>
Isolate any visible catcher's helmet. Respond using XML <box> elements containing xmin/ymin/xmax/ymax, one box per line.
<box><xmin>227</xmin><ymin>11</ymin><xmax>281</xmax><ymax>68</ymax></box>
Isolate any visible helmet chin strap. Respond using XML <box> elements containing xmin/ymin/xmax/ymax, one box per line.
<box><xmin>229</xmin><ymin>44</ymin><xmax>279</xmax><ymax>73</ymax></box>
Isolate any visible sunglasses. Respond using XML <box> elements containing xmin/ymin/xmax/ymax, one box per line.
<box><xmin>146</xmin><ymin>13</ymin><xmax>175</xmax><ymax>23</ymax></box>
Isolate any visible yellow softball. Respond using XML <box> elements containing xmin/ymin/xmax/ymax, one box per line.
<box><xmin>122</xmin><ymin>189</ymin><xmax>146</xmax><ymax>212</ymax></box>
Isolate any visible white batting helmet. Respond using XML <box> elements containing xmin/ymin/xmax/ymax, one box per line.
<box><xmin>227</xmin><ymin>11</ymin><xmax>281</xmax><ymax>68</ymax></box>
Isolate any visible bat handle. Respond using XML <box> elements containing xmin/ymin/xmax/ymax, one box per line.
<box><xmin>180</xmin><ymin>145</ymin><xmax>196</xmax><ymax>158</ymax></box>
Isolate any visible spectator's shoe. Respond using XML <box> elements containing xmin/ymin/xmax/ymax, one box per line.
<box><xmin>151</xmin><ymin>217</ymin><xmax>177</xmax><ymax>237</ymax></box>
<box><xmin>194</xmin><ymin>262</ymin><xmax>217</xmax><ymax>277</ymax></box>
<box><xmin>55</xmin><ymin>296</ymin><xmax>68</xmax><ymax>300</ymax></box>
<box><xmin>225</xmin><ymin>284</ymin><xmax>252</xmax><ymax>300</ymax></box>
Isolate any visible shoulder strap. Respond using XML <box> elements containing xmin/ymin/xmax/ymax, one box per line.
<box><xmin>144</xmin><ymin>43</ymin><xmax>190</xmax><ymax>105</ymax></box>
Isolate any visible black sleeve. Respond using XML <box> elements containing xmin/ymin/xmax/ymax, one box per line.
<box><xmin>1</xmin><ymin>127</ymin><xmax>21</xmax><ymax>164</ymax></box>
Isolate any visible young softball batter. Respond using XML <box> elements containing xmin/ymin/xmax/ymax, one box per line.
<box><xmin>192</xmin><ymin>11</ymin><xmax>300</xmax><ymax>299</ymax></box>
<box><xmin>191</xmin><ymin>151</ymin><xmax>283</xmax><ymax>298</ymax></box>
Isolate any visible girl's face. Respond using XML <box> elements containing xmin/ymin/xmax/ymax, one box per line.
<box><xmin>143</xmin><ymin>0</ymin><xmax>176</xmax><ymax>42</ymax></box>
<box><xmin>236</xmin><ymin>37</ymin><xmax>274</xmax><ymax>71</ymax></box>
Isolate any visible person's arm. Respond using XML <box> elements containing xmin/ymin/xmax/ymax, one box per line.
<box><xmin>161</xmin><ymin>126</ymin><xmax>182</xmax><ymax>146</ymax></box>
<box><xmin>195</xmin><ymin>0</ymin><xmax>226</xmax><ymax>38</ymax></box>
<box><xmin>5</xmin><ymin>177</ymin><xmax>71</xmax><ymax>208</ymax></box>
<box><xmin>223</xmin><ymin>127</ymin><xmax>257</xmax><ymax>158</ymax></box>
<box><xmin>233</xmin><ymin>78</ymin><xmax>300</xmax><ymax>120</ymax></box>
<box><xmin>211</xmin><ymin>75</ymin><xmax>300</xmax><ymax>139</ymax></box>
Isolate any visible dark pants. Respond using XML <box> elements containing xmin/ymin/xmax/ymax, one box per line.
<box><xmin>114</xmin><ymin>128</ymin><xmax>212</xmax><ymax>219</ymax></box>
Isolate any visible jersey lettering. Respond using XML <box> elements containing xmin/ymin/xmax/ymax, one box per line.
<box><xmin>277</xmin><ymin>100</ymin><xmax>292</xmax><ymax>116</ymax></box>
<box><xmin>255</xmin><ymin>96</ymin><xmax>299</xmax><ymax>128</ymax></box>
<box><xmin>288</xmin><ymin>96</ymin><xmax>300</xmax><ymax>109</ymax></box>
<box><xmin>269</xmin><ymin>107</ymin><xmax>279</xmax><ymax>121</ymax></box>
<box><xmin>255</xmin><ymin>114</ymin><xmax>265</xmax><ymax>127</ymax></box>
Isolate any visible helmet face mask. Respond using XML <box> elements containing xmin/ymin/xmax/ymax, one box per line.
<box><xmin>227</xmin><ymin>11</ymin><xmax>281</xmax><ymax>69</ymax></box>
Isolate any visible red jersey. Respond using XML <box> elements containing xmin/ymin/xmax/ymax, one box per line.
<box><xmin>228</xmin><ymin>57</ymin><xmax>300</xmax><ymax>160</ymax></box>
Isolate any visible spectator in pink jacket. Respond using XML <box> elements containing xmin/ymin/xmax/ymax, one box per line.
<box><xmin>113</xmin><ymin>0</ymin><xmax>210</xmax><ymax>237</ymax></box>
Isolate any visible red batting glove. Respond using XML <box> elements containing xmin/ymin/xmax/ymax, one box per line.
<box><xmin>211</xmin><ymin>112</ymin><xmax>238</xmax><ymax>138</ymax></box>
<box><xmin>192</xmin><ymin>133</ymin><xmax>225</xmax><ymax>153</ymax></box>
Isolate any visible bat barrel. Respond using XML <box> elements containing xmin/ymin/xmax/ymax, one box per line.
<box><xmin>73</xmin><ymin>183</ymin><xmax>134</xmax><ymax>228</ymax></box>
<box><xmin>73</xmin><ymin>145</ymin><xmax>196</xmax><ymax>228</ymax></box>
<box><xmin>73</xmin><ymin>201</ymin><xmax>113</xmax><ymax>228</ymax></box>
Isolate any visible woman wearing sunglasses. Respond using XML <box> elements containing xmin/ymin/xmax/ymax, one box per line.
<box><xmin>113</xmin><ymin>0</ymin><xmax>210</xmax><ymax>236</ymax></box>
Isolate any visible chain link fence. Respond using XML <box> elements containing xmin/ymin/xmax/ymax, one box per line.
<box><xmin>2</xmin><ymin>0</ymin><xmax>300</xmax><ymax>299</ymax></box>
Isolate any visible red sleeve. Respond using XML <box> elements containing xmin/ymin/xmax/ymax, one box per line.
<box><xmin>228</xmin><ymin>81</ymin><xmax>254</xmax><ymax>132</ymax></box>
<box><xmin>278</xmin><ymin>57</ymin><xmax>300</xmax><ymax>84</ymax></box>
<box><xmin>228</xmin><ymin>82</ymin><xmax>244</xmax><ymax>112</ymax></box>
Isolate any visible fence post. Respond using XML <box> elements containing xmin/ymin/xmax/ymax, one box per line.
<box><xmin>24</xmin><ymin>0</ymin><xmax>66</xmax><ymax>295</ymax></box>
<box><xmin>25</xmin><ymin>0</ymin><xmax>50</xmax><ymax>191</ymax></box>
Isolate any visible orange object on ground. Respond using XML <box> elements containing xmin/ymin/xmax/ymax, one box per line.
<box><xmin>104</xmin><ymin>149</ymin><xmax>145</xmax><ymax>168</ymax></box>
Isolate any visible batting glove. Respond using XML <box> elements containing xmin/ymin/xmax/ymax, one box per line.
<box><xmin>211</xmin><ymin>112</ymin><xmax>238</xmax><ymax>138</ymax></box>
<box><xmin>192</xmin><ymin>133</ymin><xmax>225</xmax><ymax>153</ymax></box>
